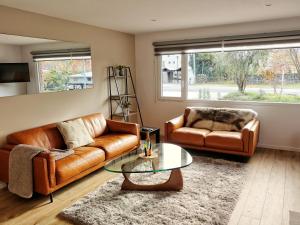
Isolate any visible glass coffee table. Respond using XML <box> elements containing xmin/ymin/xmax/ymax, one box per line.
<box><xmin>104</xmin><ymin>143</ymin><xmax>193</xmax><ymax>191</ymax></box>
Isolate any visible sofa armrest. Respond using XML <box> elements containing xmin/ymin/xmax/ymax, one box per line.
<box><xmin>164</xmin><ymin>115</ymin><xmax>184</xmax><ymax>141</ymax></box>
<box><xmin>33</xmin><ymin>151</ymin><xmax>56</xmax><ymax>194</ymax></box>
<box><xmin>106</xmin><ymin>120</ymin><xmax>140</xmax><ymax>137</ymax></box>
<box><xmin>242</xmin><ymin>119</ymin><xmax>260</xmax><ymax>155</ymax></box>
<box><xmin>2</xmin><ymin>144</ymin><xmax>16</xmax><ymax>151</ymax></box>
<box><xmin>0</xmin><ymin>149</ymin><xmax>10</xmax><ymax>183</ymax></box>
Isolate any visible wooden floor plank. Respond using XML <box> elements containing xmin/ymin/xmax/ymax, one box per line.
<box><xmin>228</xmin><ymin>150</ymin><xmax>264</xmax><ymax>225</ymax></box>
<box><xmin>240</xmin><ymin>149</ymin><xmax>276</xmax><ymax>220</ymax></box>
<box><xmin>238</xmin><ymin>216</ymin><xmax>260</xmax><ymax>225</ymax></box>
<box><xmin>282</xmin><ymin>151</ymin><xmax>300</xmax><ymax>225</ymax></box>
<box><xmin>0</xmin><ymin>169</ymin><xmax>117</xmax><ymax>225</ymax></box>
<box><xmin>259</xmin><ymin>150</ymin><xmax>287</xmax><ymax>225</ymax></box>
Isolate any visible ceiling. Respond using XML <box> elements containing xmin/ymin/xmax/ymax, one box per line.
<box><xmin>0</xmin><ymin>34</ymin><xmax>56</xmax><ymax>45</ymax></box>
<box><xmin>0</xmin><ymin>0</ymin><xmax>300</xmax><ymax>34</ymax></box>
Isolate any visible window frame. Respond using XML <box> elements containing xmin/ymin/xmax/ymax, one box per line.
<box><xmin>156</xmin><ymin>54</ymin><xmax>189</xmax><ymax>101</ymax></box>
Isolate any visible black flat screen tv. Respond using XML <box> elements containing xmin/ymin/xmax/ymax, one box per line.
<box><xmin>0</xmin><ymin>63</ymin><xmax>30</xmax><ymax>83</ymax></box>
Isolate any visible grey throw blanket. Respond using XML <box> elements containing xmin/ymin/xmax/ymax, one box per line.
<box><xmin>186</xmin><ymin>107</ymin><xmax>257</xmax><ymax>131</ymax></box>
<box><xmin>8</xmin><ymin>145</ymin><xmax>75</xmax><ymax>198</ymax></box>
<box><xmin>8</xmin><ymin>144</ymin><xmax>45</xmax><ymax>198</ymax></box>
<box><xmin>50</xmin><ymin>149</ymin><xmax>74</xmax><ymax>160</ymax></box>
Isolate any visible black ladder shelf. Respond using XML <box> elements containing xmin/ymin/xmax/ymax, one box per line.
<box><xmin>107</xmin><ymin>66</ymin><xmax>143</xmax><ymax>126</ymax></box>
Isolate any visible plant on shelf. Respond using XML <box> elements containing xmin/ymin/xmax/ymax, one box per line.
<box><xmin>121</xmin><ymin>100</ymin><xmax>131</xmax><ymax>116</ymax></box>
<box><xmin>115</xmin><ymin>65</ymin><xmax>126</xmax><ymax>76</ymax></box>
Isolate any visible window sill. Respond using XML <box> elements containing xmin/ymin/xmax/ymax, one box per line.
<box><xmin>157</xmin><ymin>97</ymin><xmax>300</xmax><ymax>107</ymax></box>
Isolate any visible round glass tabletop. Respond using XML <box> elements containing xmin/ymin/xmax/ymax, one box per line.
<box><xmin>104</xmin><ymin>143</ymin><xmax>193</xmax><ymax>173</ymax></box>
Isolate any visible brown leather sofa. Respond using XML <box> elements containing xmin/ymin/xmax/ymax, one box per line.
<box><xmin>0</xmin><ymin>113</ymin><xmax>140</xmax><ymax>198</ymax></box>
<box><xmin>165</xmin><ymin>108</ymin><xmax>260</xmax><ymax>156</ymax></box>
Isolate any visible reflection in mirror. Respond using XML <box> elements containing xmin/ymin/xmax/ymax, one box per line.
<box><xmin>0</xmin><ymin>34</ymin><xmax>93</xmax><ymax>97</ymax></box>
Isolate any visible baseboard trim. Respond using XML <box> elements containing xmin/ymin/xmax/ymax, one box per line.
<box><xmin>257</xmin><ymin>144</ymin><xmax>300</xmax><ymax>152</ymax></box>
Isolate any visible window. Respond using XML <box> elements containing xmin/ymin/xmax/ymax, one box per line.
<box><xmin>155</xmin><ymin>31</ymin><xmax>300</xmax><ymax>103</ymax></box>
<box><xmin>187</xmin><ymin>49</ymin><xmax>300</xmax><ymax>102</ymax></box>
<box><xmin>32</xmin><ymin>48</ymin><xmax>93</xmax><ymax>93</ymax></box>
<box><xmin>160</xmin><ymin>54</ymin><xmax>182</xmax><ymax>98</ymax></box>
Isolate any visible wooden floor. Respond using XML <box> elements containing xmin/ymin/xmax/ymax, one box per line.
<box><xmin>0</xmin><ymin>148</ymin><xmax>299</xmax><ymax>225</ymax></box>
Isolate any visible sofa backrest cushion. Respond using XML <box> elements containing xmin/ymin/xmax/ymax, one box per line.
<box><xmin>7</xmin><ymin>124</ymin><xmax>66</xmax><ymax>149</ymax></box>
<box><xmin>81</xmin><ymin>113</ymin><xmax>107</xmax><ymax>138</ymax></box>
<box><xmin>7</xmin><ymin>113</ymin><xmax>107</xmax><ymax>149</ymax></box>
<box><xmin>184</xmin><ymin>107</ymin><xmax>257</xmax><ymax>131</ymax></box>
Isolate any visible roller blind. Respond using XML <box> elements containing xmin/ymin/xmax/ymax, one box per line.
<box><xmin>153</xmin><ymin>30</ymin><xmax>300</xmax><ymax>55</ymax></box>
<box><xmin>31</xmin><ymin>48</ymin><xmax>91</xmax><ymax>61</ymax></box>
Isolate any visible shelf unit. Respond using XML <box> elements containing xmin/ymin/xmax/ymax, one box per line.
<box><xmin>107</xmin><ymin>66</ymin><xmax>143</xmax><ymax>125</ymax></box>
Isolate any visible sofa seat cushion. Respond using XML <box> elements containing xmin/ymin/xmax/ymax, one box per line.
<box><xmin>169</xmin><ymin>127</ymin><xmax>210</xmax><ymax>146</ymax></box>
<box><xmin>55</xmin><ymin>146</ymin><xmax>105</xmax><ymax>184</ymax></box>
<box><xmin>89</xmin><ymin>133</ymin><xmax>139</xmax><ymax>159</ymax></box>
<box><xmin>205</xmin><ymin>131</ymin><xmax>243</xmax><ymax>151</ymax></box>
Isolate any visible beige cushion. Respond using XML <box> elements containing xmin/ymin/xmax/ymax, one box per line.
<box><xmin>57</xmin><ymin>118</ymin><xmax>94</xmax><ymax>149</ymax></box>
<box><xmin>192</xmin><ymin>120</ymin><xmax>213</xmax><ymax>130</ymax></box>
<box><xmin>192</xmin><ymin>120</ymin><xmax>237</xmax><ymax>131</ymax></box>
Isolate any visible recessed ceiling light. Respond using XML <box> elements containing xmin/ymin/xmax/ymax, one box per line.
<box><xmin>264</xmin><ymin>1</ymin><xmax>272</xmax><ymax>6</ymax></box>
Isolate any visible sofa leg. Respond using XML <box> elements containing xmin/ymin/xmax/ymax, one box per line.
<box><xmin>49</xmin><ymin>193</ymin><xmax>53</xmax><ymax>203</ymax></box>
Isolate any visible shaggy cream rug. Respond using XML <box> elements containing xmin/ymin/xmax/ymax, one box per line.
<box><xmin>60</xmin><ymin>156</ymin><xmax>247</xmax><ymax>225</ymax></box>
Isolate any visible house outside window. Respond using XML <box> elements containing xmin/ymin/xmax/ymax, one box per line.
<box><xmin>161</xmin><ymin>55</ymin><xmax>182</xmax><ymax>98</ymax></box>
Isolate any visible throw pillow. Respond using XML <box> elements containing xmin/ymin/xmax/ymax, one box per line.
<box><xmin>192</xmin><ymin>119</ymin><xmax>214</xmax><ymax>130</ymax></box>
<box><xmin>57</xmin><ymin>118</ymin><xmax>94</xmax><ymax>149</ymax></box>
<box><xmin>211</xmin><ymin>121</ymin><xmax>238</xmax><ymax>131</ymax></box>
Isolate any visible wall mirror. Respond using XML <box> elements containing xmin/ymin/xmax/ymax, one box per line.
<box><xmin>0</xmin><ymin>33</ymin><xmax>93</xmax><ymax>97</ymax></box>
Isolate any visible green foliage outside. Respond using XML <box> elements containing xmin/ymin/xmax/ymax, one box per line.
<box><xmin>44</xmin><ymin>68</ymin><xmax>71</xmax><ymax>91</ymax></box>
<box><xmin>219</xmin><ymin>51</ymin><xmax>268</xmax><ymax>93</ymax></box>
<box><xmin>40</xmin><ymin>59</ymin><xmax>92</xmax><ymax>92</ymax></box>
<box><xmin>221</xmin><ymin>91</ymin><xmax>300</xmax><ymax>103</ymax></box>
<box><xmin>190</xmin><ymin>50</ymin><xmax>269</xmax><ymax>92</ymax></box>
<box><xmin>189</xmin><ymin>48</ymin><xmax>300</xmax><ymax>102</ymax></box>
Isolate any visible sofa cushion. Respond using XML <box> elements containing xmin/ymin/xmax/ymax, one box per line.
<box><xmin>57</xmin><ymin>118</ymin><xmax>94</xmax><ymax>149</ymax></box>
<box><xmin>81</xmin><ymin>113</ymin><xmax>108</xmax><ymax>138</ymax></box>
<box><xmin>169</xmin><ymin>127</ymin><xmax>210</xmax><ymax>146</ymax></box>
<box><xmin>7</xmin><ymin>124</ymin><xmax>65</xmax><ymax>149</ymax></box>
<box><xmin>55</xmin><ymin>146</ymin><xmax>105</xmax><ymax>184</ymax></box>
<box><xmin>205</xmin><ymin>131</ymin><xmax>243</xmax><ymax>151</ymax></box>
<box><xmin>89</xmin><ymin>133</ymin><xmax>139</xmax><ymax>159</ymax></box>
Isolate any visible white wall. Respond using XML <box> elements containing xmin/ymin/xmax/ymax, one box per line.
<box><xmin>135</xmin><ymin>17</ymin><xmax>300</xmax><ymax>152</ymax></box>
<box><xmin>0</xmin><ymin>6</ymin><xmax>135</xmax><ymax>145</ymax></box>
<box><xmin>0</xmin><ymin>43</ymin><xmax>27</xmax><ymax>96</ymax></box>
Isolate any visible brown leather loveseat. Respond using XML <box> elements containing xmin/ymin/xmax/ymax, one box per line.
<box><xmin>0</xmin><ymin>113</ymin><xmax>140</xmax><ymax>198</ymax></box>
<box><xmin>165</xmin><ymin>107</ymin><xmax>260</xmax><ymax>156</ymax></box>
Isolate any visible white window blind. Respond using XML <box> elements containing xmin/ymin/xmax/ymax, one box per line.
<box><xmin>153</xmin><ymin>30</ymin><xmax>300</xmax><ymax>55</ymax></box>
<box><xmin>31</xmin><ymin>48</ymin><xmax>91</xmax><ymax>61</ymax></box>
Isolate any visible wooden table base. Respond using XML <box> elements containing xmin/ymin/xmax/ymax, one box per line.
<box><xmin>121</xmin><ymin>168</ymin><xmax>183</xmax><ymax>191</ymax></box>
